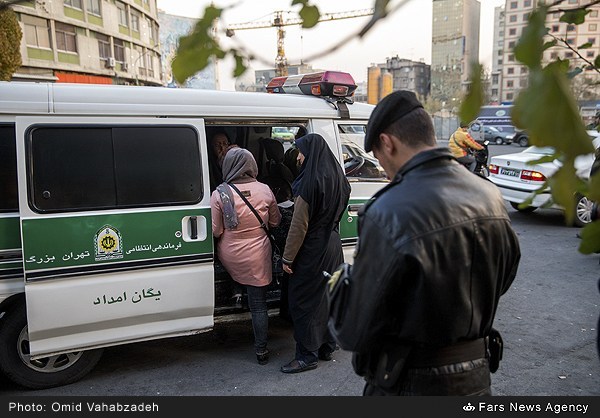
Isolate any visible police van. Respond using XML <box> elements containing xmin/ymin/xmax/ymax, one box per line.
<box><xmin>0</xmin><ymin>71</ymin><xmax>386</xmax><ymax>389</ymax></box>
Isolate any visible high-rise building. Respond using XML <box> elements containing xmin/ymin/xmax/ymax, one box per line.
<box><xmin>9</xmin><ymin>0</ymin><xmax>162</xmax><ymax>85</ymax></box>
<box><xmin>431</xmin><ymin>0</ymin><xmax>481</xmax><ymax>104</ymax></box>
<box><xmin>366</xmin><ymin>58</ymin><xmax>431</xmax><ymax>104</ymax></box>
<box><xmin>502</xmin><ymin>0</ymin><xmax>600</xmax><ymax>103</ymax></box>
<box><xmin>490</xmin><ymin>5</ymin><xmax>505</xmax><ymax>103</ymax></box>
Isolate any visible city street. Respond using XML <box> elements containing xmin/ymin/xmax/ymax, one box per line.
<box><xmin>1</xmin><ymin>144</ymin><xmax>599</xmax><ymax>396</ymax></box>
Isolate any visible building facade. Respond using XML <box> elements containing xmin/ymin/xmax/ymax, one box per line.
<box><xmin>431</xmin><ymin>0</ymin><xmax>481</xmax><ymax>104</ymax></box>
<box><xmin>490</xmin><ymin>5</ymin><xmax>505</xmax><ymax>103</ymax></box>
<box><xmin>502</xmin><ymin>0</ymin><xmax>600</xmax><ymax>103</ymax></box>
<box><xmin>10</xmin><ymin>0</ymin><xmax>162</xmax><ymax>85</ymax></box>
<box><xmin>366</xmin><ymin>58</ymin><xmax>431</xmax><ymax>104</ymax></box>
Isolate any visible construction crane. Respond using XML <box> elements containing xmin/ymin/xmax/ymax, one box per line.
<box><xmin>225</xmin><ymin>9</ymin><xmax>374</xmax><ymax>77</ymax></box>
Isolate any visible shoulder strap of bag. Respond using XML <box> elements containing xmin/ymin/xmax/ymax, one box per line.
<box><xmin>451</xmin><ymin>131</ymin><xmax>469</xmax><ymax>151</ymax></box>
<box><xmin>228</xmin><ymin>182</ymin><xmax>275</xmax><ymax>245</ymax></box>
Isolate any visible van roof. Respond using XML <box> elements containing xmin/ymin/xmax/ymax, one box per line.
<box><xmin>0</xmin><ymin>82</ymin><xmax>374</xmax><ymax>120</ymax></box>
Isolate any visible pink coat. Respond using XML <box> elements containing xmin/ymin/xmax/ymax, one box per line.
<box><xmin>211</xmin><ymin>181</ymin><xmax>282</xmax><ymax>287</ymax></box>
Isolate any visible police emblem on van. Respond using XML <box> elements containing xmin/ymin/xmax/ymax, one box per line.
<box><xmin>95</xmin><ymin>225</ymin><xmax>123</xmax><ymax>261</ymax></box>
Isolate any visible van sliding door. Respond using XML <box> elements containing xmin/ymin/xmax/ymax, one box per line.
<box><xmin>16</xmin><ymin>117</ymin><xmax>214</xmax><ymax>358</ymax></box>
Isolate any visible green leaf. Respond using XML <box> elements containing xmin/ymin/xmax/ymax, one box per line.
<box><xmin>232</xmin><ymin>51</ymin><xmax>247</xmax><ymax>77</ymax></box>
<box><xmin>458</xmin><ymin>62</ymin><xmax>484</xmax><ymax>126</ymax></box>
<box><xmin>578</xmin><ymin>42</ymin><xmax>593</xmax><ymax>50</ymax></box>
<box><xmin>542</xmin><ymin>39</ymin><xmax>557</xmax><ymax>51</ymax></box>
<box><xmin>512</xmin><ymin>62</ymin><xmax>594</xmax><ymax>158</ymax></box>
<box><xmin>299</xmin><ymin>4</ymin><xmax>320</xmax><ymax>28</ymax></box>
<box><xmin>559</xmin><ymin>9</ymin><xmax>589</xmax><ymax>25</ymax></box>
<box><xmin>548</xmin><ymin>163</ymin><xmax>582</xmax><ymax>225</ymax></box>
<box><xmin>578</xmin><ymin>220</ymin><xmax>600</xmax><ymax>254</ymax></box>
<box><xmin>514</xmin><ymin>7</ymin><xmax>548</xmax><ymax>69</ymax></box>
<box><xmin>595</xmin><ymin>55</ymin><xmax>600</xmax><ymax>68</ymax></box>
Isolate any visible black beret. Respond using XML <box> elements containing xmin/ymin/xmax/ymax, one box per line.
<box><xmin>364</xmin><ymin>90</ymin><xmax>424</xmax><ymax>152</ymax></box>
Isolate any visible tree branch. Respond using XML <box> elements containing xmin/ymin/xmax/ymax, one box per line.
<box><xmin>547</xmin><ymin>32</ymin><xmax>600</xmax><ymax>74</ymax></box>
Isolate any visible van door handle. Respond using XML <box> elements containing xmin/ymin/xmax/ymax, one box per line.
<box><xmin>348</xmin><ymin>204</ymin><xmax>363</xmax><ymax>217</ymax></box>
<box><xmin>190</xmin><ymin>216</ymin><xmax>198</xmax><ymax>240</ymax></box>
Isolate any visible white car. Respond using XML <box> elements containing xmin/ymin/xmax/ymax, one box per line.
<box><xmin>489</xmin><ymin>131</ymin><xmax>600</xmax><ymax>227</ymax></box>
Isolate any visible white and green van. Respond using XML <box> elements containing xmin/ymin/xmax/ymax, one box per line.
<box><xmin>0</xmin><ymin>72</ymin><xmax>386</xmax><ymax>389</ymax></box>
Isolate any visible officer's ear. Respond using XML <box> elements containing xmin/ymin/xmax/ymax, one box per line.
<box><xmin>378</xmin><ymin>132</ymin><xmax>397</xmax><ymax>155</ymax></box>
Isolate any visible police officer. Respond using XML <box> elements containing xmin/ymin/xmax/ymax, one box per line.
<box><xmin>327</xmin><ymin>91</ymin><xmax>521</xmax><ymax>396</ymax></box>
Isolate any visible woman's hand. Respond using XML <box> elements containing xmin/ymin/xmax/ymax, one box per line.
<box><xmin>283</xmin><ymin>264</ymin><xmax>293</xmax><ymax>274</ymax></box>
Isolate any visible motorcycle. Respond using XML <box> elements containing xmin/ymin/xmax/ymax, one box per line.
<box><xmin>464</xmin><ymin>139</ymin><xmax>490</xmax><ymax>177</ymax></box>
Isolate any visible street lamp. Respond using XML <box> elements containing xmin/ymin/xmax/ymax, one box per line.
<box><xmin>132</xmin><ymin>43</ymin><xmax>159</xmax><ymax>86</ymax></box>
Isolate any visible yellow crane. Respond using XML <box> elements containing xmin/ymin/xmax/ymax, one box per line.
<box><xmin>225</xmin><ymin>9</ymin><xmax>374</xmax><ymax>77</ymax></box>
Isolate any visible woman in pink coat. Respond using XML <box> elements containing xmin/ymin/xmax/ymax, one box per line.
<box><xmin>210</xmin><ymin>147</ymin><xmax>281</xmax><ymax>365</ymax></box>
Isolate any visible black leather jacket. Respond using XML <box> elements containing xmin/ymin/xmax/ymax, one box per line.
<box><xmin>330</xmin><ymin>148</ymin><xmax>521</xmax><ymax>353</ymax></box>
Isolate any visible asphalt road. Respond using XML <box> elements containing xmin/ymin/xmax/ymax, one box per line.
<box><xmin>1</xmin><ymin>143</ymin><xmax>598</xmax><ymax>396</ymax></box>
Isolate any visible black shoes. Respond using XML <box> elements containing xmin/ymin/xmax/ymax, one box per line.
<box><xmin>318</xmin><ymin>351</ymin><xmax>333</xmax><ymax>361</ymax></box>
<box><xmin>232</xmin><ymin>294</ymin><xmax>242</xmax><ymax>309</ymax></box>
<box><xmin>280</xmin><ymin>359</ymin><xmax>318</xmax><ymax>374</ymax></box>
<box><xmin>256</xmin><ymin>350</ymin><xmax>269</xmax><ymax>365</ymax></box>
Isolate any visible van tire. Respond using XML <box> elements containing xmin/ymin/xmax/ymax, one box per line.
<box><xmin>0</xmin><ymin>303</ymin><xmax>103</xmax><ymax>389</ymax></box>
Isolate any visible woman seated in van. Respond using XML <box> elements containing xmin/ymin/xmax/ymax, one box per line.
<box><xmin>210</xmin><ymin>147</ymin><xmax>282</xmax><ymax>365</ymax></box>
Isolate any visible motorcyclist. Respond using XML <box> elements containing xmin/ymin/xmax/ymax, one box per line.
<box><xmin>449</xmin><ymin>122</ymin><xmax>484</xmax><ymax>172</ymax></box>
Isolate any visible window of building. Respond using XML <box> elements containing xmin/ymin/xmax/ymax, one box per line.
<box><xmin>566</xmin><ymin>38</ymin><xmax>575</xmax><ymax>44</ymax></box>
<box><xmin>96</xmin><ymin>32</ymin><xmax>110</xmax><ymax>59</ymax></box>
<box><xmin>567</xmin><ymin>24</ymin><xmax>576</xmax><ymax>31</ymax></box>
<box><xmin>509</xmin><ymin>28</ymin><xmax>517</xmax><ymax>36</ymax></box>
<box><xmin>498</xmin><ymin>59</ymin><xmax>503</xmax><ymax>65</ymax></box>
<box><xmin>0</xmin><ymin>125</ymin><xmax>18</xmax><ymax>212</ymax></box>
<box><xmin>565</xmin><ymin>52</ymin><xmax>573</xmax><ymax>58</ymax></box>
<box><xmin>591</xmin><ymin>11</ymin><xmax>598</xmax><ymax>18</ymax></box>
<box><xmin>86</xmin><ymin>0</ymin><xmax>101</xmax><ymax>16</ymax></box>
<box><xmin>507</xmin><ymin>80</ymin><xmax>514</xmax><ymax>88</ymax></box>
<box><xmin>117</xmin><ymin>2</ymin><xmax>128</xmax><ymax>27</ymax></box>
<box><xmin>523</xmin><ymin>12</ymin><xmax>530</xmax><ymax>21</ymax></box>
<box><xmin>524</xmin><ymin>0</ymin><xmax>531</xmax><ymax>6</ymax></box>
<box><xmin>588</xmin><ymin>38</ymin><xmax>596</xmax><ymax>45</ymax></box>
<box><xmin>591</xmin><ymin>24</ymin><xmax>598</xmax><ymax>31</ymax></box>
<box><xmin>64</xmin><ymin>0</ymin><xmax>83</xmax><ymax>9</ymax></box>
<box><xmin>568</xmin><ymin>0</ymin><xmax>578</xmax><ymax>3</ymax></box>
<box><xmin>521</xmin><ymin>67</ymin><xmax>528</xmax><ymax>74</ymax></box>
<box><xmin>131</xmin><ymin>12</ymin><xmax>140</xmax><ymax>32</ymax></box>
<box><xmin>28</xmin><ymin>126</ymin><xmax>202</xmax><ymax>212</ymax></box>
<box><xmin>587</xmin><ymin>51</ymin><xmax>595</xmax><ymax>58</ymax></box>
<box><xmin>23</xmin><ymin>15</ymin><xmax>51</xmax><ymax>49</ymax></box>
<box><xmin>508</xmin><ymin>41</ymin><xmax>516</xmax><ymax>48</ymax></box>
<box><xmin>506</xmin><ymin>93</ymin><xmax>514</xmax><ymax>101</ymax></box>
<box><xmin>145</xmin><ymin>53</ymin><xmax>154</xmax><ymax>77</ymax></box>
<box><xmin>508</xmin><ymin>54</ymin><xmax>515</xmax><ymax>62</ymax></box>
<box><xmin>492</xmin><ymin>74</ymin><xmax>499</xmax><ymax>84</ymax></box>
<box><xmin>55</xmin><ymin>22</ymin><xmax>77</xmax><ymax>53</ymax></box>
<box><xmin>507</xmin><ymin>67</ymin><xmax>514</xmax><ymax>74</ymax></box>
<box><xmin>509</xmin><ymin>14</ymin><xmax>517</xmax><ymax>22</ymax></box>
<box><xmin>492</xmin><ymin>89</ymin><xmax>498</xmax><ymax>96</ymax></box>
<box><xmin>114</xmin><ymin>38</ymin><xmax>124</xmax><ymax>62</ymax></box>
<box><xmin>550</xmin><ymin>52</ymin><xmax>558</xmax><ymax>59</ymax></box>
<box><xmin>551</xmin><ymin>25</ymin><xmax>559</xmax><ymax>32</ymax></box>
<box><xmin>510</xmin><ymin>1</ymin><xmax>518</xmax><ymax>9</ymax></box>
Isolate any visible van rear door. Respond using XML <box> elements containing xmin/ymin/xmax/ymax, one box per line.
<box><xmin>16</xmin><ymin>116</ymin><xmax>214</xmax><ymax>358</ymax></box>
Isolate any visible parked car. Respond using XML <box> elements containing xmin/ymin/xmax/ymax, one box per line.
<box><xmin>483</xmin><ymin>126</ymin><xmax>513</xmax><ymax>145</ymax></box>
<box><xmin>271</xmin><ymin>126</ymin><xmax>295</xmax><ymax>141</ymax></box>
<box><xmin>488</xmin><ymin>131</ymin><xmax>600</xmax><ymax>226</ymax></box>
<box><xmin>509</xmin><ymin>130</ymin><xmax>529</xmax><ymax>147</ymax></box>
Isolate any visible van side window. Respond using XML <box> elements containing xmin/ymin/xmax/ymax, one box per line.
<box><xmin>0</xmin><ymin>125</ymin><xmax>18</xmax><ymax>212</ymax></box>
<box><xmin>29</xmin><ymin>126</ymin><xmax>202</xmax><ymax>212</ymax></box>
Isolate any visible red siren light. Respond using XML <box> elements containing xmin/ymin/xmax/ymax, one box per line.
<box><xmin>266</xmin><ymin>71</ymin><xmax>357</xmax><ymax>98</ymax></box>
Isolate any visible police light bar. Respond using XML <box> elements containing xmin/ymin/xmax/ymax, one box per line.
<box><xmin>266</xmin><ymin>71</ymin><xmax>357</xmax><ymax>98</ymax></box>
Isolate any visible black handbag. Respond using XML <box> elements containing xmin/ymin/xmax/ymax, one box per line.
<box><xmin>228</xmin><ymin>183</ymin><xmax>283</xmax><ymax>276</ymax></box>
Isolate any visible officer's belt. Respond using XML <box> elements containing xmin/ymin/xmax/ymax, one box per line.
<box><xmin>408</xmin><ymin>338</ymin><xmax>486</xmax><ymax>368</ymax></box>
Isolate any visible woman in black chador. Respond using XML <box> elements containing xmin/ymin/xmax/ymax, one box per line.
<box><xmin>280</xmin><ymin>133</ymin><xmax>351</xmax><ymax>373</ymax></box>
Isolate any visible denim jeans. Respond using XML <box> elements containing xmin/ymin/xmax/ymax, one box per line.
<box><xmin>245</xmin><ymin>284</ymin><xmax>268</xmax><ymax>354</ymax></box>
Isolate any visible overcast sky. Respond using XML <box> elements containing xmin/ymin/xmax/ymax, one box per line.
<box><xmin>157</xmin><ymin>0</ymin><xmax>505</xmax><ymax>90</ymax></box>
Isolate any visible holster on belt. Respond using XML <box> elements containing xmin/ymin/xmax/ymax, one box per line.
<box><xmin>352</xmin><ymin>342</ymin><xmax>412</xmax><ymax>391</ymax></box>
<box><xmin>486</xmin><ymin>328</ymin><xmax>504</xmax><ymax>373</ymax></box>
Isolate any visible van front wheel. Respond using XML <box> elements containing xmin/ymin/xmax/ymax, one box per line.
<box><xmin>0</xmin><ymin>303</ymin><xmax>103</xmax><ymax>389</ymax></box>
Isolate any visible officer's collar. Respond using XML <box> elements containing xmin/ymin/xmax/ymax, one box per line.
<box><xmin>392</xmin><ymin>147</ymin><xmax>455</xmax><ymax>182</ymax></box>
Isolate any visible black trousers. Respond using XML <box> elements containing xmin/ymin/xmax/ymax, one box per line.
<box><xmin>363</xmin><ymin>358</ymin><xmax>492</xmax><ymax>396</ymax></box>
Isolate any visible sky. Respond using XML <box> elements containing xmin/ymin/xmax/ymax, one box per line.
<box><xmin>156</xmin><ymin>0</ymin><xmax>505</xmax><ymax>90</ymax></box>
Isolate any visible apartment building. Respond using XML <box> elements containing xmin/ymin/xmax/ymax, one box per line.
<box><xmin>502</xmin><ymin>0</ymin><xmax>600</xmax><ymax>103</ymax></box>
<box><xmin>10</xmin><ymin>0</ymin><xmax>162</xmax><ymax>85</ymax></box>
<box><xmin>431</xmin><ymin>0</ymin><xmax>481</xmax><ymax>103</ymax></box>
<box><xmin>490</xmin><ymin>5</ymin><xmax>505</xmax><ymax>103</ymax></box>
